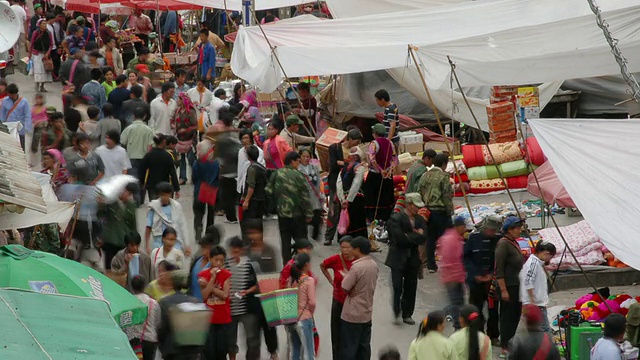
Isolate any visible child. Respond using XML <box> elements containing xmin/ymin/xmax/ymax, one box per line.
<box><xmin>225</xmin><ymin>236</ymin><xmax>260</xmax><ymax>360</ymax></box>
<box><xmin>287</xmin><ymin>253</ymin><xmax>316</xmax><ymax>360</ymax></box>
<box><xmin>165</xmin><ymin>135</ymin><xmax>180</xmax><ymax>168</ymax></box>
<box><xmin>102</xmin><ymin>67</ymin><xmax>116</xmax><ymax>97</ymax></box>
<box><xmin>145</xmin><ymin>182</ymin><xmax>190</xmax><ymax>254</ymax></box>
<box><xmin>29</xmin><ymin>94</ymin><xmax>48</xmax><ymax>170</ymax></box>
<box><xmin>279</xmin><ymin>239</ymin><xmax>315</xmax><ymax>289</ymax></box>
<box><xmin>519</xmin><ymin>241</ymin><xmax>557</xmax><ymax>333</ymax></box>
<box><xmin>449</xmin><ymin>304</ymin><xmax>492</xmax><ymax>359</ymax></box>
<box><xmin>408</xmin><ymin>311</ymin><xmax>457</xmax><ymax>360</ymax></box>
<box><xmin>199</xmin><ymin>245</ymin><xmax>232</xmax><ymax>360</ymax></box>
<box><xmin>150</xmin><ymin>227</ymin><xmax>186</xmax><ymax>276</ymax></box>
<box><xmin>78</xmin><ymin>105</ymin><xmax>100</xmax><ymax>150</ymax></box>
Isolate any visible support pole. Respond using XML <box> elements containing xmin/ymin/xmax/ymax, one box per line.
<box><xmin>408</xmin><ymin>45</ymin><xmax>474</xmax><ymax>223</ymax></box>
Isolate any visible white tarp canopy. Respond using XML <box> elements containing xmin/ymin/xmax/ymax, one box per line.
<box><xmin>175</xmin><ymin>0</ymin><xmax>310</xmax><ymax>11</ymax></box>
<box><xmin>231</xmin><ymin>0</ymin><xmax>640</xmax><ymax>129</ymax></box>
<box><xmin>529</xmin><ymin>118</ymin><xmax>640</xmax><ymax>270</ymax></box>
<box><xmin>326</xmin><ymin>0</ymin><xmax>465</xmax><ymax>18</ymax></box>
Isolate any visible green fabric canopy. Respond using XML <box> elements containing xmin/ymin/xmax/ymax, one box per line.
<box><xmin>0</xmin><ymin>288</ymin><xmax>138</xmax><ymax>359</ymax></box>
<box><xmin>0</xmin><ymin>245</ymin><xmax>147</xmax><ymax>328</ymax></box>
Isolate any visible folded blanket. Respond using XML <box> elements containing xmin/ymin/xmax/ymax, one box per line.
<box><xmin>467</xmin><ymin>160</ymin><xmax>529</xmax><ymax>181</ymax></box>
<box><xmin>468</xmin><ymin>175</ymin><xmax>528</xmax><ymax>194</ymax></box>
<box><xmin>483</xmin><ymin>141</ymin><xmax>524</xmax><ymax>165</ymax></box>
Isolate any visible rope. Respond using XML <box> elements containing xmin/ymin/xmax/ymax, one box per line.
<box><xmin>408</xmin><ymin>45</ymin><xmax>475</xmax><ymax>223</ymax></box>
<box><xmin>0</xmin><ymin>293</ymin><xmax>53</xmax><ymax>360</ymax></box>
<box><xmin>446</xmin><ymin>55</ymin><xmax>613</xmax><ymax>313</ymax></box>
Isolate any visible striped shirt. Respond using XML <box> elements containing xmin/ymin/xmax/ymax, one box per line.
<box><xmin>225</xmin><ymin>256</ymin><xmax>257</xmax><ymax>316</ymax></box>
<box><xmin>383</xmin><ymin>103</ymin><xmax>399</xmax><ymax>141</ymax></box>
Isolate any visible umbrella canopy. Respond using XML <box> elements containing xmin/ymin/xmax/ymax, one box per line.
<box><xmin>526</xmin><ymin>161</ymin><xmax>575</xmax><ymax>208</ymax></box>
<box><xmin>0</xmin><ymin>288</ymin><xmax>138</xmax><ymax>359</ymax></box>
<box><xmin>0</xmin><ymin>245</ymin><xmax>146</xmax><ymax>328</ymax></box>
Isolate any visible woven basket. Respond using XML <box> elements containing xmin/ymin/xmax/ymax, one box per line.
<box><xmin>105</xmin><ymin>271</ymin><xmax>127</xmax><ymax>288</ymax></box>
<box><xmin>256</xmin><ymin>288</ymin><xmax>299</xmax><ymax>327</ymax></box>
<box><xmin>168</xmin><ymin>306</ymin><xmax>212</xmax><ymax>346</ymax></box>
<box><xmin>257</xmin><ymin>274</ymin><xmax>280</xmax><ymax>294</ymax></box>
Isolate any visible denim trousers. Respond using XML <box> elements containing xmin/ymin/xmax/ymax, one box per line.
<box><xmin>444</xmin><ymin>282</ymin><xmax>465</xmax><ymax>329</ymax></box>
<box><xmin>179</xmin><ymin>149</ymin><xmax>195</xmax><ymax>181</ymax></box>
<box><xmin>287</xmin><ymin>318</ymin><xmax>315</xmax><ymax>360</ymax></box>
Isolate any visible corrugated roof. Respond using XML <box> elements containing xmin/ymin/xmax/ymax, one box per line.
<box><xmin>0</xmin><ymin>131</ymin><xmax>47</xmax><ymax>213</ymax></box>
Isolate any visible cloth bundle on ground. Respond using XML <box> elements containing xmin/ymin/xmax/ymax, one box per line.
<box><xmin>574</xmin><ymin>292</ymin><xmax>636</xmax><ymax>321</ymax></box>
<box><xmin>524</xmin><ymin>137</ymin><xmax>546</xmax><ymax>166</ymax></box>
<box><xmin>445</xmin><ymin>160</ymin><xmax>467</xmax><ymax>175</ymax></box>
<box><xmin>468</xmin><ymin>175</ymin><xmax>528</xmax><ymax>194</ymax></box>
<box><xmin>467</xmin><ymin>159</ymin><xmax>529</xmax><ymax>181</ymax></box>
<box><xmin>539</xmin><ymin>220</ymin><xmax>605</xmax><ymax>267</ymax></box>
<box><xmin>461</xmin><ymin>141</ymin><xmax>524</xmax><ymax>168</ymax></box>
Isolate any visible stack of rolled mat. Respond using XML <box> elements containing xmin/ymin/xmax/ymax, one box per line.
<box><xmin>524</xmin><ymin>137</ymin><xmax>546</xmax><ymax>166</ymax></box>
<box><xmin>467</xmin><ymin>159</ymin><xmax>529</xmax><ymax>180</ymax></box>
<box><xmin>461</xmin><ymin>141</ymin><xmax>524</xmax><ymax>168</ymax></box>
<box><xmin>469</xmin><ymin>176</ymin><xmax>529</xmax><ymax>194</ymax></box>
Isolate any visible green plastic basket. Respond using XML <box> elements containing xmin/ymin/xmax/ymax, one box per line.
<box><xmin>257</xmin><ymin>288</ymin><xmax>299</xmax><ymax>327</ymax></box>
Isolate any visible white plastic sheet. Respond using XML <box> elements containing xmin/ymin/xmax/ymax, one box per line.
<box><xmin>174</xmin><ymin>0</ymin><xmax>310</xmax><ymax>11</ymax></box>
<box><xmin>326</xmin><ymin>0</ymin><xmax>465</xmax><ymax>18</ymax></box>
<box><xmin>529</xmin><ymin>118</ymin><xmax>640</xmax><ymax>270</ymax></box>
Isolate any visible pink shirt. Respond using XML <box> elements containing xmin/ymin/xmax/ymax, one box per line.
<box><xmin>438</xmin><ymin>228</ymin><xmax>466</xmax><ymax>284</ymax></box>
<box><xmin>294</xmin><ymin>275</ymin><xmax>316</xmax><ymax>321</ymax></box>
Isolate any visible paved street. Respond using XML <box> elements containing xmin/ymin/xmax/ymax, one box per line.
<box><xmin>7</xmin><ymin>72</ymin><xmax>630</xmax><ymax>360</ymax></box>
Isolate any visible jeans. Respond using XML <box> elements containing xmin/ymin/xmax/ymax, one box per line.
<box><xmin>330</xmin><ymin>299</ymin><xmax>344</xmax><ymax>360</ymax></box>
<box><xmin>426</xmin><ymin>211</ymin><xmax>451</xmax><ymax>271</ymax></box>
<box><xmin>499</xmin><ymin>285</ymin><xmax>522</xmax><ymax>349</ymax></box>
<box><xmin>287</xmin><ymin>318</ymin><xmax>315</xmax><ymax>360</ymax></box>
<box><xmin>391</xmin><ymin>264</ymin><xmax>419</xmax><ymax>319</ymax></box>
<box><xmin>340</xmin><ymin>320</ymin><xmax>372</xmax><ymax>360</ymax></box>
<box><xmin>179</xmin><ymin>149</ymin><xmax>195</xmax><ymax>181</ymax></box>
<box><xmin>540</xmin><ymin>306</ymin><xmax>552</xmax><ymax>334</ymax></box>
<box><xmin>277</xmin><ymin>216</ymin><xmax>308</xmax><ymax>265</ymax></box>
<box><xmin>219</xmin><ymin>176</ymin><xmax>238</xmax><ymax>222</ymax></box>
<box><xmin>229</xmin><ymin>313</ymin><xmax>260</xmax><ymax>359</ymax></box>
<box><xmin>444</xmin><ymin>282</ymin><xmax>465</xmax><ymax>329</ymax></box>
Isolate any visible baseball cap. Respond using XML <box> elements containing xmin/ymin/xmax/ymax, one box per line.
<box><xmin>75</xmin><ymin>15</ymin><xmax>85</xmax><ymax>23</ymax></box>
<box><xmin>453</xmin><ymin>216</ymin><xmax>467</xmax><ymax>227</ymax></box>
<box><xmin>286</xmin><ymin>115</ymin><xmax>304</xmax><ymax>126</ymax></box>
<box><xmin>522</xmin><ymin>304</ymin><xmax>543</xmax><ymax>326</ymax></box>
<box><xmin>482</xmin><ymin>215</ymin><xmax>503</xmax><ymax>231</ymax></box>
<box><xmin>502</xmin><ymin>216</ymin><xmax>523</xmax><ymax>233</ymax></box>
<box><xmin>405</xmin><ymin>193</ymin><xmax>425</xmax><ymax>208</ymax></box>
<box><xmin>371</xmin><ymin>123</ymin><xmax>386</xmax><ymax>135</ymax></box>
<box><xmin>34</xmin><ymin>3</ymin><xmax>41</xmax><ymax>9</ymax></box>
<box><xmin>45</xmin><ymin>106</ymin><xmax>57</xmax><ymax>114</ymax></box>
<box><xmin>135</xmin><ymin>64</ymin><xmax>150</xmax><ymax>74</ymax></box>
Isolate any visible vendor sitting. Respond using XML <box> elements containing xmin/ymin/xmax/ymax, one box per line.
<box><xmin>126</xmin><ymin>46</ymin><xmax>154</xmax><ymax>74</ymax></box>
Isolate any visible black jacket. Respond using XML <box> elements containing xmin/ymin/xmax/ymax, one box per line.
<box><xmin>139</xmin><ymin>147</ymin><xmax>180</xmax><ymax>192</ymax></box>
<box><xmin>385</xmin><ymin>211</ymin><xmax>427</xmax><ymax>270</ymax></box>
<box><xmin>464</xmin><ymin>230</ymin><xmax>501</xmax><ymax>286</ymax></box>
<box><xmin>328</xmin><ymin>142</ymin><xmax>344</xmax><ymax>193</ymax></box>
<box><xmin>158</xmin><ymin>292</ymin><xmax>201</xmax><ymax>356</ymax></box>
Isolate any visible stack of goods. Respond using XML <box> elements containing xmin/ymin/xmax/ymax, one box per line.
<box><xmin>488</xmin><ymin>86</ymin><xmax>518</xmax><ymax>143</ymax></box>
<box><xmin>538</xmin><ymin>220</ymin><xmax>607</xmax><ymax>268</ymax></box>
<box><xmin>524</xmin><ymin>136</ymin><xmax>547</xmax><ymax>166</ymax></box>
<box><xmin>398</xmin><ymin>131</ymin><xmax>424</xmax><ymax>155</ymax></box>
<box><xmin>460</xmin><ymin>141</ymin><xmax>530</xmax><ymax>194</ymax></box>
<box><xmin>453</xmin><ymin>201</ymin><xmax>543</xmax><ymax>228</ymax></box>
<box><xmin>446</xmin><ymin>159</ymin><xmax>469</xmax><ymax>196</ymax></box>
<box><xmin>572</xmin><ymin>291</ymin><xmax>637</xmax><ymax>322</ymax></box>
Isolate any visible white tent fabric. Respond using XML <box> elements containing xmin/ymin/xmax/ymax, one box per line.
<box><xmin>528</xmin><ymin>118</ymin><xmax>640</xmax><ymax>270</ymax></box>
<box><xmin>326</xmin><ymin>0</ymin><xmax>465</xmax><ymax>18</ymax></box>
<box><xmin>231</xmin><ymin>0</ymin><xmax>640</xmax><ymax>129</ymax></box>
<box><xmin>175</xmin><ymin>0</ymin><xmax>309</xmax><ymax>11</ymax></box>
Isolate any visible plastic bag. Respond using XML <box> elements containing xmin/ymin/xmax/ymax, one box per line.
<box><xmin>26</xmin><ymin>58</ymin><xmax>33</xmax><ymax>75</ymax></box>
<box><xmin>337</xmin><ymin>207</ymin><xmax>350</xmax><ymax>235</ymax></box>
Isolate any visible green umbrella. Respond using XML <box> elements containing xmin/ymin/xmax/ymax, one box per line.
<box><xmin>0</xmin><ymin>245</ymin><xmax>147</xmax><ymax>328</ymax></box>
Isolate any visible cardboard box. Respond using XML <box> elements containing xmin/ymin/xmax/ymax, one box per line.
<box><xmin>490</xmin><ymin>95</ymin><xmax>516</xmax><ymax>104</ymax></box>
<box><xmin>399</xmin><ymin>134</ymin><xmax>423</xmax><ymax>145</ymax></box>
<box><xmin>491</xmin><ymin>86</ymin><xmax>518</xmax><ymax>97</ymax></box>
<box><xmin>488</xmin><ymin>112</ymin><xmax>516</xmax><ymax>124</ymax></box>
<box><xmin>488</xmin><ymin>119</ymin><xmax>516</xmax><ymax>133</ymax></box>
<box><xmin>489</xmin><ymin>129</ymin><xmax>517</xmax><ymax>143</ymax></box>
<box><xmin>401</xmin><ymin>142</ymin><xmax>424</xmax><ymax>154</ymax></box>
<box><xmin>425</xmin><ymin>141</ymin><xmax>461</xmax><ymax>155</ymax></box>
<box><xmin>317</xmin><ymin>128</ymin><xmax>347</xmax><ymax>148</ymax></box>
<box><xmin>486</xmin><ymin>101</ymin><xmax>516</xmax><ymax>117</ymax></box>
<box><xmin>397</xmin><ymin>153</ymin><xmax>416</xmax><ymax>172</ymax></box>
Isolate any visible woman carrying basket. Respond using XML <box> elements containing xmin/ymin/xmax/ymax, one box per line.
<box><xmin>287</xmin><ymin>253</ymin><xmax>317</xmax><ymax>360</ymax></box>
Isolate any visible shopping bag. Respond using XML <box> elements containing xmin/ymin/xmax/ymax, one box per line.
<box><xmin>198</xmin><ymin>183</ymin><xmax>218</xmax><ymax>206</ymax></box>
<box><xmin>337</xmin><ymin>208</ymin><xmax>350</xmax><ymax>235</ymax></box>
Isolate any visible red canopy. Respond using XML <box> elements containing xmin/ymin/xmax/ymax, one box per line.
<box><xmin>527</xmin><ymin>161</ymin><xmax>575</xmax><ymax>208</ymax></box>
<box><xmin>120</xmin><ymin>0</ymin><xmax>201</xmax><ymax>10</ymax></box>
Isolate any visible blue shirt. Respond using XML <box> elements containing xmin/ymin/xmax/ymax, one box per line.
<box><xmin>0</xmin><ymin>96</ymin><xmax>31</xmax><ymax>136</ymax></box>
<box><xmin>82</xmin><ymin>81</ymin><xmax>107</xmax><ymax>118</ymax></box>
<box><xmin>190</xmin><ymin>257</ymin><xmax>211</xmax><ymax>301</ymax></box>
<box><xmin>198</xmin><ymin>42</ymin><xmax>216</xmax><ymax>78</ymax></box>
<box><xmin>173</xmin><ymin>82</ymin><xmax>192</xmax><ymax>101</ymax></box>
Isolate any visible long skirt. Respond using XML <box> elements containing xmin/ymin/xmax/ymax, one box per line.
<box><xmin>30</xmin><ymin>53</ymin><xmax>53</xmax><ymax>84</ymax></box>
<box><xmin>345</xmin><ymin>195</ymin><xmax>368</xmax><ymax>238</ymax></box>
<box><xmin>363</xmin><ymin>171</ymin><xmax>395</xmax><ymax>223</ymax></box>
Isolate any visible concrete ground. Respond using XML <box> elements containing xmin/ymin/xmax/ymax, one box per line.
<box><xmin>9</xmin><ymin>72</ymin><xmax>633</xmax><ymax>359</ymax></box>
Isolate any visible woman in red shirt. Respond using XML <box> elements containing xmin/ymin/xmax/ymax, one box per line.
<box><xmin>319</xmin><ymin>236</ymin><xmax>355</xmax><ymax>360</ymax></box>
<box><xmin>199</xmin><ymin>245</ymin><xmax>232</xmax><ymax>360</ymax></box>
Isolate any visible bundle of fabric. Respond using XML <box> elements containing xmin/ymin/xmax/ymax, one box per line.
<box><xmin>468</xmin><ymin>175</ymin><xmax>528</xmax><ymax>194</ymax></box>
<box><xmin>451</xmin><ymin>173</ymin><xmax>469</xmax><ymax>184</ymax></box>
<box><xmin>467</xmin><ymin>160</ymin><xmax>529</xmax><ymax>181</ymax></box>
<box><xmin>445</xmin><ymin>160</ymin><xmax>467</xmax><ymax>175</ymax></box>
<box><xmin>539</xmin><ymin>220</ymin><xmax>605</xmax><ymax>267</ymax></box>
<box><xmin>524</xmin><ymin>137</ymin><xmax>546</xmax><ymax>166</ymax></box>
<box><xmin>461</xmin><ymin>141</ymin><xmax>524</xmax><ymax>168</ymax></box>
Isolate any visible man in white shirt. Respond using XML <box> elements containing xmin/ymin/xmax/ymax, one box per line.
<box><xmin>208</xmin><ymin>88</ymin><xmax>230</xmax><ymax>126</ymax></box>
<box><xmin>10</xmin><ymin>0</ymin><xmax>27</xmax><ymax>65</ymax></box>
<box><xmin>149</xmin><ymin>82</ymin><xmax>176</xmax><ymax>135</ymax></box>
<box><xmin>95</xmin><ymin>129</ymin><xmax>132</xmax><ymax>180</ymax></box>
<box><xmin>519</xmin><ymin>241</ymin><xmax>556</xmax><ymax>333</ymax></box>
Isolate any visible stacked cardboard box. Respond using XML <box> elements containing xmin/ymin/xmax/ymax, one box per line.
<box><xmin>487</xmin><ymin>86</ymin><xmax>518</xmax><ymax>143</ymax></box>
